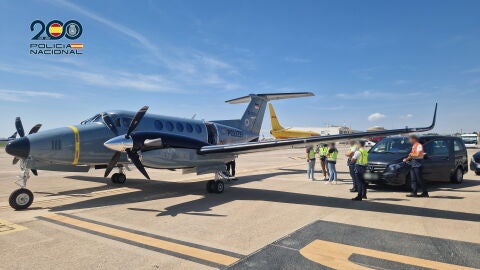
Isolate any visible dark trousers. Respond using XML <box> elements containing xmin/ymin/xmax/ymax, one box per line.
<box><xmin>226</xmin><ymin>160</ymin><xmax>236</xmax><ymax>177</ymax></box>
<box><xmin>410</xmin><ymin>166</ymin><xmax>427</xmax><ymax>194</ymax></box>
<box><xmin>348</xmin><ymin>160</ymin><xmax>357</xmax><ymax>190</ymax></box>
<box><xmin>355</xmin><ymin>165</ymin><xmax>367</xmax><ymax>197</ymax></box>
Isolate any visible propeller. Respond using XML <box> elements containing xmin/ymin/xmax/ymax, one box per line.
<box><xmin>104</xmin><ymin>106</ymin><xmax>150</xmax><ymax>180</ymax></box>
<box><xmin>12</xmin><ymin>117</ymin><xmax>42</xmax><ymax>174</ymax></box>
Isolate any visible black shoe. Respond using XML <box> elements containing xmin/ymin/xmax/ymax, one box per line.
<box><xmin>362</xmin><ymin>195</ymin><xmax>367</xmax><ymax>199</ymax></box>
<box><xmin>351</xmin><ymin>196</ymin><xmax>362</xmax><ymax>201</ymax></box>
<box><xmin>406</xmin><ymin>193</ymin><xmax>419</xmax><ymax>198</ymax></box>
<box><xmin>350</xmin><ymin>188</ymin><xmax>357</xmax><ymax>192</ymax></box>
<box><xmin>419</xmin><ymin>192</ymin><xmax>429</xmax><ymax>198</ymax></box>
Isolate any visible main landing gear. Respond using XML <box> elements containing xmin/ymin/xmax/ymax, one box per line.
<box><xmin>206</xmin><ymin>172</ymin><xmax>232</xmax><ymax>193</ymax></box>
<box><xmin>111</xmin><ymin>167</ymin><xmax>127</xmax><ymax>184</ymax></box>
<box><xmin>9</xmin><ymin>160</ymin><xmax>34</xmax><ymax>210</ymax></box>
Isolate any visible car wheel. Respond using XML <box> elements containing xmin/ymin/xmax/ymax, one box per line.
<box><xmin>475</xmin><ymin>171</ymin><xmax>480</xmax><ymax>176</ymax></box>
<box><xmin>451</xmin><ymin>167</ymin><xmax>463</xmax><ymax>184</ymax></box>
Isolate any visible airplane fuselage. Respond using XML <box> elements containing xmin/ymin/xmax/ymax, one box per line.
<box><xmin>7</xmin><ymin>110</ymin><xmax>254</xmax><ymax>170</ymax></box>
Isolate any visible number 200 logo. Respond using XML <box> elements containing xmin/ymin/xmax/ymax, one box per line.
<box><xmin>31</xmin><ymin>20</ymin><xmax>82</xmax><ymax>40</ymax></box>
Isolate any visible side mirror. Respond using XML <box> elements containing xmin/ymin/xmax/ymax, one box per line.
<box><xmin>423</xmin><ymin>153</ymin><xmax>428</xmax><ymax>160</ymax></box>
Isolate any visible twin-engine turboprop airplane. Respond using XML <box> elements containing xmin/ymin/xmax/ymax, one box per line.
<box><xmin>5</xmin><ymin>92</ymin><xmax>437</xmax><ymax>210</ymax></box>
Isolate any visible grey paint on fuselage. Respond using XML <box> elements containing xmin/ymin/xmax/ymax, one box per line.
<box><xmin>27</xmin><ymin>110</ymin><xmax>240</xmax><ymax>169</ymax></box>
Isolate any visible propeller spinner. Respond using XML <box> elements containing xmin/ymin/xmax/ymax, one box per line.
<box><xmin>103</xmin><ymin>106</ymin><xmax>150</xmax><ymax>180</ymax></box>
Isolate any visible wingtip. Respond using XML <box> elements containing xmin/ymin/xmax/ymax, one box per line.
<box><xmin>430</xmin><ymin>103</ymin><xmax>438</xmax><ymax>129</ymax></box>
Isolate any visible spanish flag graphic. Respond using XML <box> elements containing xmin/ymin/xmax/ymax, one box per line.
<box><xmin>70</xmin><ymin>43</ymin><xmax>84</xmax><ymax>49</ymax></box>
<box><xmin>49</xmin><ymin>23</ymin><xmax>63</xmax><ymax>37</ymax></box>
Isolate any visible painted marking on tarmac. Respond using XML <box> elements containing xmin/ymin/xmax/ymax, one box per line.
<box><xmin>0</xmin><ymin>219</ymin><xmax>27</xmax><ymax>235</ymax></box>
<box><xmin>40</xmin><ymin>213</ymin><xmax>241</xmax><ymax>267</ymax></box>
<box><xmin>300</xmin><ymin>239</ymin><xmax>478</xmax><ymax>270</ymax></box>
<box><xmin>228</xmin><ymin>220</ymin><xmax>480</xmax><ymax>269</ymax></box>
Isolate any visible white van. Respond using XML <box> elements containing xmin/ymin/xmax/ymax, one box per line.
<box><xmin>461</xmin><ymin>134</ymin><xmax>478</xmax><ymax>148</ymax></box>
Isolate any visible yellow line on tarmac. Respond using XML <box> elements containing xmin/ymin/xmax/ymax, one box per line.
<box><xmin>0</xmin><ymin>219</ymin><xmax>27</xmax><ymax>235</ymax></box>
<box><xmin>43</xmin><ymin>214</ymin><xmax>239</xmax><ymax>266</ymax></box>
<box><xmin>300</xmin><ymin>239</ymin><xmax>477</xmax><ymax>270</ymax></box>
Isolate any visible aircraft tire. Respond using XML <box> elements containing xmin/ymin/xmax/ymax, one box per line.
<box><xmin>117</xmin><ymin>173</ymin><xmax>126</xmax><ymax>184</ymax></box>
<box><xmin>9</xmin><ymin>188</ymin><xmax>34</xmax><ymax>210</ymax></box>
<box><xmin>206</xmin><ymin>180</ymin><xmax>216</xmax><ymax>193</ymax></box>
<box><xmin>215</xmin><ymin>180</ymin><xmax>225</xmax><ymax>193</ymax></box>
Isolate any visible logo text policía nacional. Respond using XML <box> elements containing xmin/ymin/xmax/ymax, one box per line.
<box><xmin>29</xmin><ymin>20</ymin><xmax>83</xmax><ymax>55</ymax></box>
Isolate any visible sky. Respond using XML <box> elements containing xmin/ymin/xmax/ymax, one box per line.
<box><xmin>0</xmin><ymin>0</ymin><xmax>479</xmax><ymax>138</ymax></box>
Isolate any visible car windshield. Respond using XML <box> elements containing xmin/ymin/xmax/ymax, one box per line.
<box><xmin>370</xmin><ymin>137</ymin><xmax>411</xmax><ymax>154</ymax></box>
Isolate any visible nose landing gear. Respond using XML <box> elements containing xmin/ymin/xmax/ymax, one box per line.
<box><xmin>111</xmin><ymin>167</ymin><xmax>127</xmax><ymax>184</ymax></box>
<box><xmin>9</xmin><ymin>160</ymin><xmax>34</xmax><ymax>210</ymax></box>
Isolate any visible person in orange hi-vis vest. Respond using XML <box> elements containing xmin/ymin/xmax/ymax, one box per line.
<box><xmin>403</xmin><ymin>135</ymin><xmax>429</xmax><ymax>197</ymax></box>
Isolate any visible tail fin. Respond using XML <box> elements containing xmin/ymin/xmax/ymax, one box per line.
<box><xmin>268</xmin><ymin>103</ymin><xmax>284</xmax><ymax>131</ymax></box>
<box><xmin>224</xmin><ymin>92</ymin><xmax>313</xmax><ymax>140</ymax></box>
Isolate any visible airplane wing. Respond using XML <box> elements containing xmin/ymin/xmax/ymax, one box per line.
<box><xmin>199</xmin><ymin>103</ymin><xmax>437</xmax><ymax>155</ymax></box>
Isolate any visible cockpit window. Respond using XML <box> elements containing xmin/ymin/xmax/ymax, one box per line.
<box><xmin>122</xmin><ymin>117</ymin><xmax>132</xmax><ymax>127</ymax></box>
<box><xmin>80</xmin><ymin>114</ymin><xmax>102</xmax><ymax>125</ymax></box>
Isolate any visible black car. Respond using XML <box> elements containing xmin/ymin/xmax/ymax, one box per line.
<box><xmin>470</xmin><ymin>151</ymin><xmax>480</xmax><ymax>175</ymax></box>
<box><xmin>365</xmin><ymin>136</ymin><xmax>468</xmax><ymax>186</ymax></box>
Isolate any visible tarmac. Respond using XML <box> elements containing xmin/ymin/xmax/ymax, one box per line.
<box><xmin>0</xmin><ymin>147</ymin><xmax>479</xmax><ymax>269</ymax></box>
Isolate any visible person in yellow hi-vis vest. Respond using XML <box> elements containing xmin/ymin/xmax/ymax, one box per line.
<box><xmin>306</xmin><ymin>146</ymin><xmax>316</xmax><ymax>180</ymax></box>
<box><xmin>351</xmin><ymin>140</ymin><xmax>368</xmax><ymax>201</ymax></box>
<box><xmin>318</xmin><ymin>144</ymin><xmax>329</xmax><ymax>180</ymax></box>
<box><xmin>326</xmin><ymin>142</ymin><xmax>338</xmax><ymax>184</ymax></box>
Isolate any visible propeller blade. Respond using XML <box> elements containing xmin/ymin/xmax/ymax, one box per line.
<box><xmin>15</xmin><ymin>117</ymin><xmax>25</xmax><ymax>137</ymax></box>
<box><xmin>104</xmin><ymin>151</ymin><xmax>121</xmax><ymax>177</ymax></box>
<box><xmin>12</xmin><ymin>157</ymin><xmax>19</xmax><ymax>165</ymax></box>
<box><xmin>126</xmin><ymin>149</ymin><xmax>150</xmax><ymax>180</ymax></box>
<box><xmin>102</xmin><ymin>113</ymin><xmax>119</xmax><ymax>136</ymax></box>
<box><xmin>28</xmin><ymin>124</ymin><xmax>42</xmax><ymax>135</ymax></box>
<box><xmin>126</xmin><ymin>106</ymin><xmax>149</xmax><ymax>138</ymax></box>
<box><xmin>31</xmin><ymin>169</ymin><xmax>38</xmax><ymax>176</ymax></box>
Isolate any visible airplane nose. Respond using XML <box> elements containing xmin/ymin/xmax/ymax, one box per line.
<box><xmin>5</xmin><ymin>137</ymin><xmax>30</xmax><ymax>159</ymax></box>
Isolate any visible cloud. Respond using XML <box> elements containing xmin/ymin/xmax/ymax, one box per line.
<box><xmin>400</xmin><ymin>114</ymin><xmax>413</xmax><ymax>119</ymax></box>
<box><xmin>51</xmin><ymin>0</ymin><xmax>240</xmax><ymax>92</ymax></box>
<box><xmin>0</xmin><ymin>89</ymin><xmax>63</xmax><ymax>102</ymax></box>
<box><xmin>336</xmin><ymin>90</ymin><xmax>420</xmax><ymax>99</ymax></box>
<box><xmin>0</xmin><ymin>63</ymin><xmax>183</xmax><ymax>93</ymax></box>
<box><xmin>368</xmin><ymin>113</ymin><xmax>386</xmax><ymax>122</ymax></box>
<box><xmin>284</xmin><ymin>57</ymin><xmax>311</xmax><ymax>63</ymax></box>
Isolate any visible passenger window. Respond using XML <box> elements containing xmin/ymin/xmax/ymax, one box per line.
<box><xmin>154</xmin><ymin>120</ymin><xmax>163</xmax><ymax>130</ymax></box>
<box><xmin>454</xmin><ymin>139</ymin><xmax>465</xmax><ymax>152</ymax></box>
<box><xmin>195</xmin><ymin>124</ymin><xmax>202</xmax><ymax>134</ymax></box>
<box><xmin>166</xmin><ymin>121</ymin><xmax>174</xmax><ymax>131</ymax></box>
<box><xmin>176</xmin><ymin>122</ymin><xmax>184</xmax><ymax>132</ymax></box>
<box><xmin>424</xmin><ymin>139</ymin><xmax>449</xmax><ymax>156</ymax></box>
<box><xmin>186</xmin><ymin>123</ymin><xmax>193</xmax><ymax>133</ymax></box>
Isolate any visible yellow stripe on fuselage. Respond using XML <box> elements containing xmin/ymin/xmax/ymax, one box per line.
<box><xmin>68</xmin><ymin>126</ymin><xmax>80</xmax><ymax>165</ymax></box>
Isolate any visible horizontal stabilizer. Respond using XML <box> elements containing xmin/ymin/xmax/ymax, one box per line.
<box><xmin>226</xmin><ymin>92</ymin><xmax>314</xmax><ymax>104</ymax></box>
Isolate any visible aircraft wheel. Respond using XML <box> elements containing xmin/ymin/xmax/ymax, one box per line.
<box><xmin>214</xmin><ymin>180</ymin><xmax>225</xmax><ymax>193</ymax></box>
<box><xmin>206</xmin><ymin>180</ymin><xmax>216</xmax><ymax>193</ymax></box>
<box><xmin>111</xmin><ymin>173</ymin><xmax>119</xmax><ymax>183</ymax></box>
<box><xmin>9</xmin><ymin>188</ymin><xmax>34</xmax><ymax>210</ymax></box>
<box><xmin>117</xmin><ymin>173</ymin><xmax>127</xmax><ymax>184</ymax></box>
